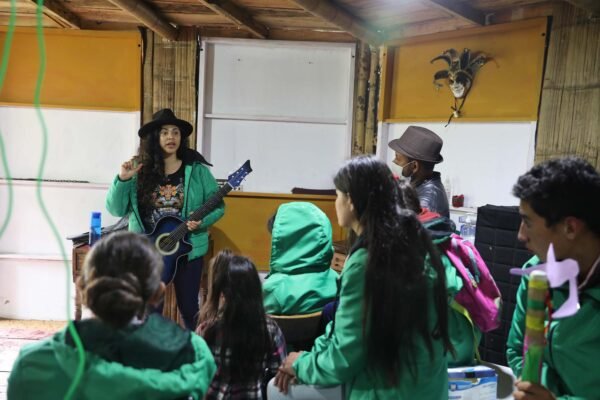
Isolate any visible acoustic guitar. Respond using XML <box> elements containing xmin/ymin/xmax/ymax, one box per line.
<box><xmin>147</xmin><ymin>160</ymin><xmax>252</xmax><ymax>283</ymax></box>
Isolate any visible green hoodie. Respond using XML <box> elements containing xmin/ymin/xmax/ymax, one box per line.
<box><xmin>8</xmin><ymin>315</ymin><xmax>217</xmax><ymax>400</ymax></box>
<box><xmin>293</xmin><ymin>246</ymin><xmax>448</xmax><ymax>400</ymax></box>
<box><xmin>507</xmin><ymin>255</ymin><xmax>600</xmax><ymax>399</ymax></box>
<box><xmin>263</xmin><ymin>202</ymin><xmax>338</xmax><ymax>315</ymax></box>
<box><xmin>105</xmin><ymin>160</ymin><xmax>224</xmax><ymax>261</ymax></box>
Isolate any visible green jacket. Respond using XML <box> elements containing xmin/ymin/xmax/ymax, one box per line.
<box><xmin>105</xmin><ymin>161</ymin><xmax>224</xmax><ymax>260</ymax></box>
<box><xmin>427</xmin><ymin>218</ymin><xmax>481</xmax><ymax>367</ymax></box>
<box><xmin>263</xmin><ymin>202</ymin><xmax>338</xmax><ymax>315</ymax></box>
<box><xmin>507</xmin><ymin>256</ymin><xmax>600</xmax><ymax>399</ymax></box>
<box><xmin>441</xmin><ymin>251</ymin><xmax>482</xmax><ymax>367</ymax></box>
<box><xmin>293</xmin><ymin>247</ymin><xmax>448</xmax><ymax>400</ymax></box>
<box><xmin>8</xmin><ymin>316</ymin><xmax>217</xmax><ymax>399</ymax></box>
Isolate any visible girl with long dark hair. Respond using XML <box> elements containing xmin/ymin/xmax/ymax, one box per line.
<box><xmin>198</xmin><ymin>250</ymin><xmax>286</xmax><ymax>399</ymax></box>
<box><xmin>274</xmin><ymin>156</ymin><xmax>452</xmax><ymax>399</ymax></box>
<box><xmin>106</xmin><ymin>109</ymin><xmax>224</xmax><ymax>330</ymax></box>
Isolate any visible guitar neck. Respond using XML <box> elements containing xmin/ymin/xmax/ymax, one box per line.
<box><xmin>170</xmin><ymin>183</ymin><xmax>232</xmax><ymax>242</ymax></box>
<box><xmin>189</xmin><ymin>183</ymin><xmax>232</xmax><ymax>222</ymax></box>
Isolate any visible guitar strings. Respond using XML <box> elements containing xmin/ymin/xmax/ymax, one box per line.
<box><xmin>159</xmin><ymin>186</ymin><xmax>229</xmax><ymax>251</ymax></box>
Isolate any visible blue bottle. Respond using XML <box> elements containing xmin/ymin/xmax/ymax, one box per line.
<box><xmin>89</xmin><ymin>212</ymin><xmax>102</xmax><ymax>246</ymax></box>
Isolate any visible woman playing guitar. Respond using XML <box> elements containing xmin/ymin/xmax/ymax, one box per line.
<box><xmin>106</xmin><ymin>108</ymin><xmax>225</xmax><ymax>330</ymax></box>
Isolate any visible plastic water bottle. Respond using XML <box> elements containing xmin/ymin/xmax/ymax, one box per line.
<box><xmin>89</xmin><ymin>212</ymin><xmax>102</xmax><ymax>246</ymax></box>
<box><xmin>459</xmin><ymin>213</ymin><xmax>477</xmax><ymax>244</ymax></box>
<box><xmin>444</xmin><ymin>177</ymin><xmax>452</xmax><ymax>204</ymax></box>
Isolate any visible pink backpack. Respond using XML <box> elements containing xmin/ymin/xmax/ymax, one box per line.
<box><xmin>440</xmin><ymin>234</ymin><xmax>502</xmax><ymax>332</ymax></box>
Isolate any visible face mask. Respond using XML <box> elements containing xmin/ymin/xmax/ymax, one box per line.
<box><xmin>390</xmin><ymin>161</ymin><xmax>414</xmax><ymax>181</ymax></box>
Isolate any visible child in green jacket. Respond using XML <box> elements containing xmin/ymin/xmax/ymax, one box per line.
<box><xmin>263</xmin><ymin>202</ymin><xmax>338</xmax><ymax>315</ymax></box>
<box><xmin>8</xmin><ymin>231</ymin><xmax>216</xmax><ymax>400</ymax></box>
<box><xmin>507</xmin><ymin>157</ymin><xmax>600</xmax><ymax>399</ymax></box>
<box><xmin>274</xmin><ymin>156</ymin><xmax>452</xmax><ymax>400</ymax></box>
<box><xmin>397</xmin><ymin>180</ymin><xmax>483</xmax><ymax>367</ymax></box>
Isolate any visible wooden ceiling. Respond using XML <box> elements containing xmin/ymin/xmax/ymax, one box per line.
<box><xmin>1</xmin><ymin>0</ymin><xmax>598</xmax><ymax>44</ymax></box>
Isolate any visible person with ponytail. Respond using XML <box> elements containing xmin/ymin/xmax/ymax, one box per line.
<box><xmin>106</xmin><ymin>109</ymin><xmax>224</xmax><ymax>330</ymax></box>
<box><xmin>7</xmin><ymin>232</ymin><xmax>216</xmax><ymax>400</ymax></box>
<box><xmin>197</xmin><ymin>250</ymin><xmax>287</xmax><ymax>399</ymax></box>
<box><xmin>273</xmin><ymin>156</ymin><xmax>452</xmax><ymax>399</ymax></box>
<box><xmin>398</xmin><ymin>180</ymin><xmax>483</xmax><ymax>367</ymax></box>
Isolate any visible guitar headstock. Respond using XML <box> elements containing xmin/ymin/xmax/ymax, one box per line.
<box><xmin>227</xmin><ymin>160</ymin><xmax>252</xmax><ymax>189</ymax></box>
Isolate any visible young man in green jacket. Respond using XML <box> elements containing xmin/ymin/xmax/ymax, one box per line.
<box><xmin>507</xmin><ymin>157</ymin><xmax>600</xmax><ymax>400</ymax></box>
<box><xmin>263</xmin><ymin>202</ymin><xmax>338</xmax><ymax>315</ymax></box>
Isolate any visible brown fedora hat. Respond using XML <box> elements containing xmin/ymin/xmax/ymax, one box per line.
<box><xmin>388</xmin><ymin>126</ymin><xmax>444</xmax><ymax>163</ymax></box>
<box><xmin>138</xmin><ymin>108</ymin><xmax>193</xmax><ymax>138</ymax></box>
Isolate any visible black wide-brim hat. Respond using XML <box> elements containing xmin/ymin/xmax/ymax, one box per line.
<box><xmin>138</xmin><ymin>108</ymin><xmax>193</xmax><ymax>138</ymax></box>
<box><xmin>388</xmin><ymin>125</ymin><xmax>444</xmax><ymax>164</ymax></box>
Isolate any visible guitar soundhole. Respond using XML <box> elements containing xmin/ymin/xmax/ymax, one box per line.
<box><xmin>156</xmin><ymin>233</ymin><xmax>179</xmax><ymax>256</ymax></box>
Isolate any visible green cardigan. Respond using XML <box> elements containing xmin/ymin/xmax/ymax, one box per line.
<box><xmin>105</xmin><ymin>161</ymin><xmax>224</xmax><ymax>260</ymax></box>
<box><xmin>263</xmin><ymin>202</ymin><xmax>338</xmax><ymax>315</ymax></box>
<box><xmin>507</xmin><ymin>255</ymin><xmax>600</xmax><ymax>399</ymax></box>
<box><xmin>293</xmin><ymin>247</ymin><xmax>448</xmax><ymax>400</ymax></box>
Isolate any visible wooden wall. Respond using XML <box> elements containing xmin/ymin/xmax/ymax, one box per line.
<box><xmin>142</xmin><ymin>27</ymin><xmax>199</xmax><ymax>148</ymax></box>
<box><xmin>379</xmin><ymin>19</ymin><xmax>548</xmax><ymax>122</ymax></box>
<box><xmin>0</xmin><ymin>28</ymin><xmax>140</xmax><ymax>111</ymax></box>
<box><xmin>535</xmin><ymin>3</ymin><xmax>600</xmax><ymax>168</ymax></box>
<box><xmin>210</xmin><ymin>192</ymin><xmax>345</xmax><ymax>271</ymax></box>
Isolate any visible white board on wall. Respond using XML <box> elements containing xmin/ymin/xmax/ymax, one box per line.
<box><xmin>207</xmin><ymin>119</ymin><xmax>347</xmax><ymax>192</ymax></box>
<box><xmin>0</xmin><ymin>106</ymin><xmax>140</xmax><ymax>184</ymax></box>
<box><xmin>199</xmin><ymin>38</ymin><xmax>355</xmax><ymax>193</ymax></box>
<box><xmin>203</xmin><ymin>39</ymin><xmax>353</xmax><ymax>120</ymax></box>
<box><xmin>380</xmin><ymin>122</ymin><xmax>537</xmax><ymax>208</ymax></box>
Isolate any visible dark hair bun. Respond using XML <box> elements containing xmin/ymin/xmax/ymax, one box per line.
<box><xmin>85</xmin><ymin>272</ymin><xmax>144</xmax><ymax>328</ymax></box>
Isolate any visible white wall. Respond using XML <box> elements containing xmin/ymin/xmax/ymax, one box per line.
<box><xmin>379</xmin><ymin>122</ymin><xmax>536</xmax><ymax>208</ymax></box>
<box><xmin>198</xmin><ymin>38</ymin><xmax>355</xmax><ymax>192</ymax></box>
<box><xmin>0</xmin><ymin>181</ymin><xmax>120</xmax><ymax>255</ymax></box>
<box><xmin>0</xmin><ymin>258</ymin><xmax>72</xmax><ymax>320</ymax></box>
<box><xmin>0</xmin><ymin>107</ymin><xmax>138</xmax><ymax>319</ymax></box>
<box><xmin>0</xmin><ymin>107</ymin><xmax>139</xmax><ymax>183</ymax></box>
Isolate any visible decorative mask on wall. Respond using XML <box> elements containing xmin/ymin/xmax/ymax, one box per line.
<box><xmin>431</xmin><ymin>48</ymin><xmax>489</xmax><ymax>125</ymax></box>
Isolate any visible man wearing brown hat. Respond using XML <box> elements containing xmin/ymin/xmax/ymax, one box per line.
<box><xmin>388</xmin><ymin>126</ymin><xmax>449</xmax><ymax>218</ymax></box>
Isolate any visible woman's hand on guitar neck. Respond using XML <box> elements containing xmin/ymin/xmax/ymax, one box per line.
<box><xmin>187</xmin><ymin>220</ymin><xmax>202</xmax><ymax>231</ymax></box>
<box><xmin>119</xmin><ymin>158</ymin><xmax>143</xmax><ymax>181</ymax></box>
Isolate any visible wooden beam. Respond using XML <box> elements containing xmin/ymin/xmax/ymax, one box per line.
<box><xmin>198</xmin><ymin>0</ymin><xmax>269</xmax><ymax>39</ymax></box>
<box><xmin>563</xmin><ymin>0</ymin><xmax>600</xmax><ymax>15</ymax></box>
<box><xmin>198</xmin><ymin>26</ymin><xmax>355</xmax><ymax>43</ymax></box>
<box><xmin>377</xmin><ymin>46</ymin><xmax>394</xmax><ymax>122</ymax></box>
<box><xmin>427</xmin><ymin>0</ymin><xmax>485</xmax><ymax>26</ymax></box>
<box><xmin>386</xmin><ymin>17</ymin><xmax>475</xmax><ymax>42</ymax></box>
<box><xmin>488</xmin><ymin>3</ymin><xmax>556</xmax><ymax>25</ymax></box>
<box><xmin>107</xmin><ymin>0</ymin><xmax>179</xmax><ymax>41</ymax></box>
<box><xmin>387</xmin><ymin>17</ymin><xmax>546</xmax><ymax>46</ymax></box>
<box><xmin>29</xmin><ymin>0</ymin><xmax>81</xmax><ymax>29</ymax></box>
<box><xmin>290</xmin><ymin>0</ymin><xmax>383</xmax><ymax>46</ymax></box>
